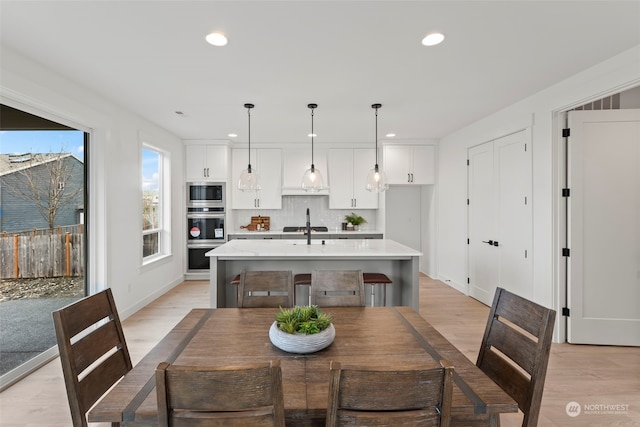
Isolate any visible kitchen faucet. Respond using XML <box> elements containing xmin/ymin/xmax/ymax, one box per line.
<box><xmin>306</xmin><ymin>208</ymin><xmax>311</xmax><ymax>245</ymax></box>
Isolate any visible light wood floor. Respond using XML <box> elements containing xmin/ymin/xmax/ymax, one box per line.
<box><xmin>1</xmin><ymin>275</ymin><xmax>638</xmax><ymax>426</ymax></box>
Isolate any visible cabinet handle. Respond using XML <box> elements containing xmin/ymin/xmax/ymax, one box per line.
<box><xmin>407</xmin><ymin>173</ymin><xmax>411</xmax><ymax>183</ymax></box>
<box><xmin>353</xmin><ymin>198</ymin><xmax>357</xmax><ymax>207</ymax></box>
<box><xmin>410</xmin><ymin>173</ymin><xmax>414</xmax><ymax>183</ymax></box>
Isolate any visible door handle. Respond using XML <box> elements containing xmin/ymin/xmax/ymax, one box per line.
<box><xmin>482</xmin><ymin>240</ymin><xmax>494</xmax><ymax>245</ymax></box>
<box><xmin>493</xmin><ymin>241</ymin><xmax>499</xmax><ymax>247</ymax></box>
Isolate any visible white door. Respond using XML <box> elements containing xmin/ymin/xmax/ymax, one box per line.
<box><xmin>468</xmin><ymin>142</ymin><xmax>499</xmax><ymax>305</ymax></box>
<box><xmin>567</xmin><ymin>109</ymin><xmax>640</xmax><ymax>345</ymax></box>
<box><xmin>468</xmin><ymin>130</ymin><xmax>532</xmax><ymax>305</ymax></box>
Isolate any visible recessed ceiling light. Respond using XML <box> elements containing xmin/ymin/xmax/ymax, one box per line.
<box><xmin>206</xmin><ymin>32</ymin><xmax>228</xmax><ymax>46</ymax></box>
<box><xmin>422</xmin><ymin>33</ymin><xmax>444</xmax><ymax>46</ymax></box>
<box><xmin>386</xmin><ymin>133</ymin><xmax>396</xmax><ymax>138</ymax></box>
<box><xmin>228</xmin><ymin>133</ymin><xmax>238</xmax><ymax>138</ymax></box>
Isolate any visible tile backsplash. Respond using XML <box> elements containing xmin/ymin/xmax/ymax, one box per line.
<box><xmin>230</xmin><ymin>195</ymin><xmax>378</xmax><ymax>232</ymax></box>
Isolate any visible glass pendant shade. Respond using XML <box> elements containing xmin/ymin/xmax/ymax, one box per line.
<box><xmin>366</xmin><ymin>164</ymin><xmax>389</xmax><ymax>192</ymax></box>
<box><xmin>302</xmin><ymin>103</ymin><xmax>324</xmax><ymax>192</ymax></box>
<box><xmin>238</xmin><ymin>165</ymin><xmax>260</xmax><ymax>191</ymax></box>
<box><xmin>301</xmin><ymin>164</ymin><xmax>324</xmax><ymax>192</ymax></box>
<box><xmin>366</xmin><ymin>103</ymin><xmax>388</xmax><ymax>193</ymax></box>
<box><xmin>238</xmin><ymin>103</ymin><xmax>259</xmax><ymax>191</ymax></box>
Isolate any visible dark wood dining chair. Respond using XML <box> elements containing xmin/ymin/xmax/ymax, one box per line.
<box><xmin>326</xmin><ymin>360</ymin><xmax>454</xmax><ymax>427</ymax></box>
<box><xmin>156</xmin><ymin>360</ymin><xmax>286</xmax><ymax>427</ymax></box>
<box><xmin>237</xmin><ymin>270</ymin><xmax>294</xmax><ymax>308</ymax></box>
<box><xmin>470</xmin><ymin>287</ymin><xmax>556</xmax><ymax>427</ymax></box>
<box><xmin>310</xmin><ymin>270</ymin><xmax>365</xmax><ymax>307</ymax></box>
<box><xmin>52</xmin><ymin>288</ymin><xmax>132</xmax><ymax>427</ymax></box>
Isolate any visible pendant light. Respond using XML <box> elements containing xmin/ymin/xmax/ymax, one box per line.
<box><xmin>301</xmin><ymin>103</ymin><xmax>324</xmax><ymax>192</ymax></box>
<box><xmin>237</xmin><ymin>103</ymin><xmax>260</xmax><ymax>191</ymax></box>
<box><xmin>366</xmin><ymin>103</ymin><xmax>388</xmax><ymax>192</ymax></box>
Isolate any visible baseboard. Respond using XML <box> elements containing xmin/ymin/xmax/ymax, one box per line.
<box><xmin>120</xmin><ymin>276</ymin><xmax>184</xmax><ymax>320</ymax></box>
<box><xmin>436</xmin><ymin>274</ymin><xmax>467</xmax><ymax>294</ymax></box>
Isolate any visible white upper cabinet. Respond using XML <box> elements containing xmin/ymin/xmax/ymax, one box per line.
<box><xmin>185</xmin><ymin>143</ymin><xmax>228</xmax><ymax>182</ymax></box>
<box><xmin>383</xmin><ymin>144</ymin><xmax>435</xmax><ymax>185</ymax></box>
<box><xmin>328</xmin><ymin>148</ymin><xmax>378</xmax><ymax>209</ymax></box>
<box><xmin>282</xmin><ymin>148</ymin><xmax>329</xmax><ymax>195</ymax></box>
<box><xmin>231</xmin><ymin>148</ymin><xmax>282</xmax><ymax>209</ymax></box>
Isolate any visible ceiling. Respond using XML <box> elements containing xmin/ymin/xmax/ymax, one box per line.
<box><xmin>1</xmin><ymin>1</ymin><xmax>639</xmax><ymax>145</ymax></box>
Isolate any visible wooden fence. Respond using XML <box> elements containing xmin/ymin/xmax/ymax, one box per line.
<box><xmin>0</xmin><ymin>232</ymin><xmax>84</xmax><ymax>279</ymax></box>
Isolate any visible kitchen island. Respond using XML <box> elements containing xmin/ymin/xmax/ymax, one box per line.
<box><xmin>206</xmin><ymin>239</ymin><xmax>422</xmax><ymax>312</ymax></box>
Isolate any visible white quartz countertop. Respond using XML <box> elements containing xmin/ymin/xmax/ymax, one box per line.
<box><xmin>206</xmin><ymin>238</ymin><xmax>422</xmax><ymax>258</ymax></box>
<box><xmin>227</xmin><ymin>230</ymin><xmax>383</xmax><ymax>236</ymax></box>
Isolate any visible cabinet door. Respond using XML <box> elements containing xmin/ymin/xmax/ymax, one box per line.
<box><xmin>255</xmin><ymin>149</ymin><xmax>282</xmax><ymax>209</ymax></box>
<box><xmin>410</xmin><ymin>145</ymin><xmax>435</xmax><ymax>185</ymax></box>
<box><xmin>352</xmin><ymin>148</ymin><xmax>378</xmax><ymax>208</ymax></box>
<box><xmin>328</xmin><ymin>149</ymin><xmax>355</xmax><ymax>209</ymax></box>
<box><xmin>185</xmin><ymin>144</ymin><xmax>228</xmax><ymax>181</ymax></box>
<box><xmin>204</xmin><ymin>146</ymin><xmax>228</xmax><ymax>181</ymax></box>
<box><xmin>185</xmin><ymin>145</ymin><xmax>207</xmax><ymax>181</ymax></box>
<box><xmin>383</xmin><ymin>146</ymin><xmax>412</xmax><ymax>184</ymax></box>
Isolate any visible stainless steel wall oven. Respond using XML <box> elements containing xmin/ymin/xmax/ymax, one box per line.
<box><xmin>186</xmin><ymin>184</ymin><xmax>226</xmax><ymax>273</ymax></box>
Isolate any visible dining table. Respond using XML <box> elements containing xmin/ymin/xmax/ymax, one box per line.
<box><xmin>88</xmin><ymin>306</ymin><xmax>518</xmax><ymax>426</ymax></box>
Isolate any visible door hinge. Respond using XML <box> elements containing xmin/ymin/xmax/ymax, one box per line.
<box><xmin>467</xmin><ymin>198</ymin><xmax>470</xmax><ymax>205</ymax></box>
<box><xmin>525</xmin><ymin>249</ymin><xmax>528</xmax><ymax>258</ymax></box>
<box><xmin>467</xmin><ymin>159</ymin><xmax>470</xmax><ymax>166</ymax></box>
<box><xmin>467</xmin><ymin>277</ymin><xmax>470</xmax><ymax>284</ymax></box>
<box><xmin>524</xmin><ymin>143</ymin><xmax>527</xmax><ymax>152</ymax></box>
<box><xmin>467</xmin><ymin>238</ymin><xmax>470</xmax><ymax>245</ymax></box>
<box><xmin>562</xmin><ymin>307</ymin><xmax>570</xmax><ymax>317</ymax></box>
<box><xmin>562</xmin><ymin>248</ymin><xmax>570</xmax><ymax>257</ymax></box>
<box><xmin>562</xmin><ymin>188</ymin><xmax>571</xmax><ymax>197</ymax></box>
<box><xmin>562</xmin><ymin>128</ymin><xmax>570</xmax><ymax>138</ymax></box>
<box><xmin>525</xmin><ymin>196</ymin><xmax>528</xmax><ymax>205</ymax></box>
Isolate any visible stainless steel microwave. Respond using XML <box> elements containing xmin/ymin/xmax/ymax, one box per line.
<box><xmin>187</xmin><ymin>182</ymin><xmax>225</xmax><ymax>206</ymax></box>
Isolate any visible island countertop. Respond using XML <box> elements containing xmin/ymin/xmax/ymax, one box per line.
<box><xmin>206</xmin><ymin>238</ymin><xmax>422</xmax><ymax>259</ymax></box>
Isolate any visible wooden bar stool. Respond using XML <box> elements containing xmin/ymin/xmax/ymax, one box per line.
<box><xmin>230</xmin><ymin>274</ymin><xmax>241</xmax><ymax>286</ymax></box>
<box><xmin>363</xmin><ymin>273</ymin><xmax>393</xmax><ymax>306</ymax></box>
<box><xmin>294</xmin><ymin>273</ymin><xmax>312</xmax><ymax>305</ymax></box>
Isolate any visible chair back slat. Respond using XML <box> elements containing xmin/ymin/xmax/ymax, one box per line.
<box><xmin>52</xmin><ymin>288</ymin><xmax>132</xmax><ymax>427</ymax></box>
<box><xmin>326</xmin><ymin>360</ymin><xmax>453</xmax><ymax>427</ymax></box>
<box><xmin>311</xmin><ymin>270</ymin><xmax>365</xmax><ymax>307</ymax></box>
<box><xmin>483</xmin><ymin>318</ymin><xmax>537</xmax><ymax>374</ymax></box>
<box><xmin>156</xmin><ymin>360</ymin><xmax>285</xmax><ymax>427</ymax></box>
<box><xmin>476</xmin><ymin>287</ymin><xmax>556</xmax><ymax>427</ymax></box>
<box><xmin>238</xmin><ymin>270</ymin><xmax>294</xmax><ymax>308</ymax></box>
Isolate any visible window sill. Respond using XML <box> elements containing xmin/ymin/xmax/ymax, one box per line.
<box><xmin>141</xmin><ymin>253</ymin><xmax>173</xmax><ymax>271</ymax></box>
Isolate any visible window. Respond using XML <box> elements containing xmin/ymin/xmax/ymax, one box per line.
<box><xmin>142</xmin><ymin>144</ymin><xmax>169</xmax><ymax>261</ymax></box>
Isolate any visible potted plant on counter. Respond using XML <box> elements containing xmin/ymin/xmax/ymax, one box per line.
<box><xmin>269</xmin><ymin>305</ymin><xmax>335</xmax><ymax>354</ymax></box>
<box><xmin>344</xmin><ymin>212</ymin><xmax>366</xmax><ymax>230</ymax></box>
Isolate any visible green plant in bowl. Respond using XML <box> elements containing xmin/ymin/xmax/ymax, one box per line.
<box><xmin>344</xmin><ymin>212</ymin><xmax>366</xmax><ymax>226</ymax></box>
<box><xmin>275</xmin><ymin>305</ymin><xmax>333</xmax><ymax>335</ymax></box>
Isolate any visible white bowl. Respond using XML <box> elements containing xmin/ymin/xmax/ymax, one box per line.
<box><xmin>269</xmin><ymin>321</ymin><xmax>335</xmax><ymax>354</ymax></box>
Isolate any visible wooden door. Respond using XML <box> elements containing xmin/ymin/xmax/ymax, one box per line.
<box><xmin>567</xmin><ymin>109</ymin><xmax>640</xmax><ymax>345</ymax></box>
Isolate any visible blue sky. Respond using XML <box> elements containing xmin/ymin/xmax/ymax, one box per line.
<box><xmin>0</xmin><ymin>130</ymin><xmax>85</xmax><ymax>156</ymax></box>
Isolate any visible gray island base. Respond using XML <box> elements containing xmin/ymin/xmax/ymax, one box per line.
<box><xmin>206</xmin><ymin>239</ymin><xmax>422</xmax><ymax>312</ymax></box>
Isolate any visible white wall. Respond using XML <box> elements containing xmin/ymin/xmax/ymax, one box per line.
<box><xmin>0</xmin><ymin>46</ymin><xmax>186</xmax><ymax>318</ymax></box>
<box><xmin>436</xmin><ymin>45</ymin><xmax>640</xmax><ymax>340</ymax></box>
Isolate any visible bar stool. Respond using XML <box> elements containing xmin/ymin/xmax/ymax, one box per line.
<box><xmin>230</xmin><ymin>274</ymin><xmax>241</xmax><ymax>286</ymax></box>
<box><xmin>363</xmin><ymin>273</ymin><xmax>393</xmax><ymax>306</ymax></box>
<box><xmin>294</xmin><ymin>273</ymin><xmax>312</xmax><ymax>305</ymax></box>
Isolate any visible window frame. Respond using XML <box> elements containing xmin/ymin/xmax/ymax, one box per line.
<box><xmin>141</xmin><ymin>138</ymin><xmax>171</xmax><ymax>265</ymax></box>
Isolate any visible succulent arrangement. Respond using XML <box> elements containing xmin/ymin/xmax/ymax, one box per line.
<box><xmin>275</xmin><ymin>305</ymin><xmax>333</xmax><ymax>335</ymax></box>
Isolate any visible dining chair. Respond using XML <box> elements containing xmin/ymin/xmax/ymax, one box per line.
<box><xmin>156</xmin><ymin>360</ymin><xmax>286</xmax><ymax>427</ymax></box>
<box><xmin>471</xmin><ymin>287</ymin><xmax>556</xmax><ymax>427</ymax></box>
<box><xmin>52</xmin><ymin>288</ymin><xmax>132</xmax><ymax>427</ymax></box>
<box><xmin>310</xmin><ymin>270</ymin><xmax>365</xmax><ymax>307</ymax></box>
<box><xmin>325</xmin><ymin>360</ymin><xmax>454</xmax><ymax>427</ymax></box>
<box><xmin>237</xmin><ymin>270</ymin><xmax>294</xmax><ymax>308</ymax></box>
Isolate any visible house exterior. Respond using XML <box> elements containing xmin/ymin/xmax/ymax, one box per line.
<box><xmin>0</xmin><ymin>153</ymin><xmax>84</xmax><ymax>233</ymax></box>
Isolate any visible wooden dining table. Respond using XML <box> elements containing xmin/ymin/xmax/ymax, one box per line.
<box><xmin>89</xmin><ymin>306</ymin><xmax>517</xmax><ymax>426</ymax></box>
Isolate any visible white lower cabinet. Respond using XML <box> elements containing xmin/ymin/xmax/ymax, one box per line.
<box><xmin>383</xmin><ymin>144</ymin><xmax>435</xmax><ymax>185</ymax></box>
<box><xmin>328</xmin><ymin>148</ymin><xmax>378</xmax><ymax>209</ymax></box>
<box><xmin>231</xmin><ymin>148</ymin><xmax>282</xmax><ymax>209</ymax></box>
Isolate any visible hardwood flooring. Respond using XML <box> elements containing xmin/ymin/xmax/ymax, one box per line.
<box><xmin>1</xmin><ymin>275</ymin><xmax>638</xmax><ymax>426</ymax></box>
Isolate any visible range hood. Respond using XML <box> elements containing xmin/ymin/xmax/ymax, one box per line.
<box><xmin>281</xmin><ymin>187</ymin><xmax>329</xmax><ymax>196</ymax></box>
